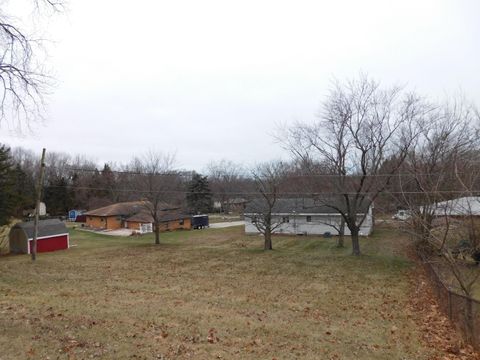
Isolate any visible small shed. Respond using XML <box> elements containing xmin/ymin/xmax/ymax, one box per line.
<box><xmin>68</xmin><ymin>209</ymin><xmax>85</xmax><ymax>222</ymax></box>
<box><xmin>9</xmin><ymin>219</ymin><xmax>69</xmax><ymax>254</ymax></box>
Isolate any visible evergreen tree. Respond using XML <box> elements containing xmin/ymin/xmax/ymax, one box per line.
<box><xmin>0</xmin><ymin>145</ymin><xmax>21</xmax><ymax>225</ymax></box>
<box><xmin>100</xmin><ymin>163</ymin><xmax>118</xmax><ymax>201</ymax></box>
<box><xmin>12</xmin><ymin>164</ymin><xmax>35</xmax><ymax>216</ymax></box>
<box><xmin>71</xmin><ymin>172</ymin><xmax>85</xmax><ymax>208</ymax></box>
<box><xmin>186</xmin><ymin>172</ymin><xmax>213</xmax><ymax>214</ymax></box>
<box><xmin>44</xmin><ymin>176</ymin><xmax>74</xmax><ymax>216</ymax></box>
<box><xmin>86</xmin><ymin>168</ymin><xmax>104</xmax><ymax>208</ymax></box>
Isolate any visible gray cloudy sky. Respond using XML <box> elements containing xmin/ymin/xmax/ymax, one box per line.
<box><xmin>1</xmin><ymin>0</ymin><xmax>479</xmax><ymax>170</ymax></box>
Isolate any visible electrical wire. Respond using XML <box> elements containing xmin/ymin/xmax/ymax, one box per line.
<box><xmin>41</xmin><ymin>184</ymin><xmax>480</xmax><ymax>196</ymax></box>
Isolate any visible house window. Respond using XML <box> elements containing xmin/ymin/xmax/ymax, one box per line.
<box><xmin>282</xmin><ymin>216</ymin><xmax>289</xmax><ymax>223</ymax></box>
<box><xmin>306</xmin><ymin>216</ymin><xmax>312</xmax><ymax>222</ymax></box>
<box><xmin>179</xmin><ymin>219</ymin><xmax>184</xmax><ymax>225</ymax></box>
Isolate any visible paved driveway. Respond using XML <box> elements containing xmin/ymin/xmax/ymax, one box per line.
<box><xmin>209</xmin><ymin>221</ymin><xmax>245</xmax><ymax>228</ymax></box>
<box><xmin>78</xmin><ymin>228</ymin><xmax>134</xmax><ymax>237</ymax></box>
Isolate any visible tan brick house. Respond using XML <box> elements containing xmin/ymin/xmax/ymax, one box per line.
<box><xmin>85</xmin><ymin>201</ymin><xmax>191</xmax><ymax>233</ymax></box>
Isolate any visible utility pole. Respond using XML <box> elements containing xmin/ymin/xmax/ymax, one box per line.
<box><xmin>31</xmin><ymin>148</ymin><xmax>46</xmax><ymax>261</ymax></box>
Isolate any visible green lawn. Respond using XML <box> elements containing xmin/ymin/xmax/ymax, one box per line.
<box><xmin>0</xmin><ymin>225</ymin><xmax>436</xmax><ymax>359</ymax></box>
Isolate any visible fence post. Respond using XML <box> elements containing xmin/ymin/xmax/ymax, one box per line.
<box><xmin>467</xmin><ymin>297</ymin><xmax>477</xmax><ymax>349</ymax></box>
<box><xmin>465</xmin><ymin>297</ymin><xmax>475</xmax><ymax>346</ymax></box>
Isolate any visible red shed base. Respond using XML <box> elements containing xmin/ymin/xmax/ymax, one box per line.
<box><xmin>28</xmin><ymin>234</ymin><xmax>69</xmax><ymax>253</ymax></box>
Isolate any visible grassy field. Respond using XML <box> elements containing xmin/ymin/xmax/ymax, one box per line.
<box><xmin>0</xmin><ymin>225</ymin><xmax>438</xmax><ymax>359</ymax></box>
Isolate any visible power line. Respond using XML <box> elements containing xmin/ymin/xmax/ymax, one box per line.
<box><xmin>42</xmin><ymin>184</ymin><xmax>480</xmax><ymax>196</ymax></box>
<box><xmin>60</xmin><ymin>167</ymin><xmax>187</xmax><ymax>177</ymax></box>
<box><xmin>44</xmin><ymin>165</ymin><xmax>479</xmax><ymax>179</ymax></box>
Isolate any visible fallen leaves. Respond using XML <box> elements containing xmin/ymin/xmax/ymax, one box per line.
<box><xmin>408</xmin><ymin>262</ymin><xmax>480</xmax><ymax>360</ymax></box>
<box><xmin>207</xmin><ymin>328</ymin><xmax>220</xmax><ymax>344</ymax></box>
<box><xmin>4</xmin><ymin>224</ymin><xmax>473</xmax><ymax>359</ymax></box>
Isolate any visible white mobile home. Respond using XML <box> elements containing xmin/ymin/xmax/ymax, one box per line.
<box><xmin>244</xmin><ymin>198</ymin><xmax>373</xmax><ymax>236</ymax></box>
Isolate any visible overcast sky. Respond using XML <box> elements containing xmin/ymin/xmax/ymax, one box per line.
<box><xmin>1</xmin><ymin>0</ymin><xmax>479</xmax><ymax>171</ymax></box>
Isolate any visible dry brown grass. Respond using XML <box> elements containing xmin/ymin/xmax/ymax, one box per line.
<box><xmin>0</xmin><ymin>225</ymin><xmax>438</xmax><ymax>359</ymax></box>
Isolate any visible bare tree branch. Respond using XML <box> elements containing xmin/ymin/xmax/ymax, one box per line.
<box><xmin>0</xmin><ymin>0</ymin><xmax>65</xmax><ymax>131</ymax></box>
<box><xmin>279</xmin><ymin>75</ymin><xmax>425</xmax><ymax>255</ymax></box>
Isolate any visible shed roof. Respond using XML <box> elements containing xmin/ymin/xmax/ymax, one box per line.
<box><xmin>12</xmin><ymin>219</ymin><xmax>67</xmax><ymax>239</ymax></box>
<box><xmin>244</xmin><ymin>198</ymin><xmax>371</xmax><ymax>215</ymax></box>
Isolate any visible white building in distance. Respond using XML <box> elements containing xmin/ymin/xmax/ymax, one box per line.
<box><xmin>244</xmin><ymin>198</ymin><xmax>373</xmax><ymax>237</ymax></box>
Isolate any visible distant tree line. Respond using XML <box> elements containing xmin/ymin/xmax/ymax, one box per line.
<box><xmin>0</xmin><ymin>146</ymin><xmax>254</xmax><ymax>226</ymax></box>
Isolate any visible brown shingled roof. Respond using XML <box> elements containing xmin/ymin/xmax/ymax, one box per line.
<box><xmin>158</xmin><ymin>212</ymin><xmax>191</xmax><ymax>223</ymax></box>
<box><xmin>125</xmin><ymin>210</ymin><xmax>154</xmax><ymax>223</ymax></box>
<box><xmin>126</xmin><ymin>210</ymin><xmax>190</xmax><ymax>223</ymax></box>
<box><xmin>84</xmin><ymin>201</ymin><xmax>175</xmax><ymax>217</ymax></box>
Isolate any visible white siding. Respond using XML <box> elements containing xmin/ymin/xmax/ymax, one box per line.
<box><xmin>245</xmin><ymin>209</ymin><xmax>373</xmax><ymax>236</ymax></box>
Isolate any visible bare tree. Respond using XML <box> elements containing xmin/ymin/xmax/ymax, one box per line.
<box><xmin>396</xmin><ymin>98</ymin><xmax>479</xmax><ymax>246</ymax></box>
<box><xmin>0</xmin><ymin>0</ymin><xmax>64</xmax><ymax>131</ymax></box>
<box><xmin>393</xmin><ymin>98</ymin><xmax>480</xmax><ymax>343</ymax></box>
<box><xmin>318</xmin><ymin>216</ymin><xmax>346</xmax><ymax>247</ymax></box>
<box><xmin>280</xmin><ymin>75</ymin><xmax>425</xmax><ymax>255</ymax></box>
<box><xmin>411</xmin><ymin>195</ymin><xmax>480</xmax><ymax>343</ymax></box>
<box><xmin>206</xmin><ymin>160</ymin><xmax>246</xmax><ymax>214</ymax></box>
<box><xmin>245</xmin><ymin>161</ymin><xmax>286</xmax><ymax>250</ymax></box>
<box><xmin>282</xmin><ymin>161</ymin><xmax>348</xmax><ymax>247</ymax></box>
<box><xmin>129</xmin><ymin>151</ymin><xmax>180</xmax><ymax>245</ymax></box>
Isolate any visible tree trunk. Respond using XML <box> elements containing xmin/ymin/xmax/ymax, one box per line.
<box><xmin>154</xmin><ymin>222</ymin><xmax>160</xmax><ymax>245</ymax></box>
<box><xmin>465</xmin><ymin>297</ymin><xmax>475</xmax><ymax>346</ymax></box>
<box><xmin>224</xmin><ymin>196</ymin><xmax>230</xmax><ymax>214</ymax></box>
<box><xmin>351</xmin><ymin>226</ymin><xmax>361</xmax><ymax>256</ymax></box>
<box><xmin>337</xmin><ymin>218</ymin><xmax>345</xmax><ymax>248</ymax></box>
<box><xmin>264</xmin><ymin>229</ymin><xmax>273</xmax><ymax>250</ymax></box>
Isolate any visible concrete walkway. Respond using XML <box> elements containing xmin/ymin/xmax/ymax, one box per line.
<box><xmin>209</xmin><ymin>221</ymin><xmax>245</xmax><ymax>228</ymax></box>
<box><xmin>77</xmin><ymin>221</ymin><xmax>245</xmax><ymax>235</ymax></box>
<box><xmin>101</xmin><ymin>229</ymin><xmax>135</xmax><ymax>236</ymax></box>
<box><xmin>77</xmin><ymin>227</ymin><xmax>134</xmax><ymax>237</ymax></box>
